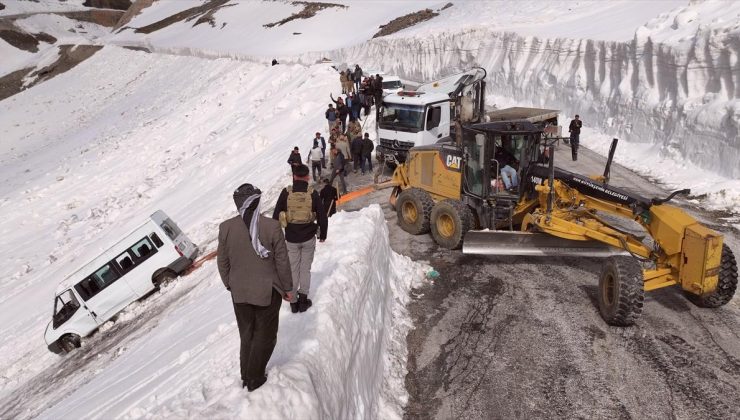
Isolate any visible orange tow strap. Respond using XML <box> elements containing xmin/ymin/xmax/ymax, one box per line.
<box><xmin>183</xmin><ymin>250</ymin><xmax>217</xmax><ymax>275</ymax></box>
<box><xmin>337</xmin><ymin>186</ymin><xmax>375</xmax><ymax>205</ymax></box>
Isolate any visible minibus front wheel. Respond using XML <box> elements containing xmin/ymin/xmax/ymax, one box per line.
<box><xmin>60</xmin><ymin>334</ymin><xmax>81</xmax><ymax>353</ymax></box>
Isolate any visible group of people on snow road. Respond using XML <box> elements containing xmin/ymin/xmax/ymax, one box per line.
<box><xmin>218</xmin><ymin>63</ymin><xmax>381</xmax><ymax>393</ymax></box>
<box><xmin>339</xmin><ymin>64</ymin><xmax>385</xmax><ymax>119</ymax></box>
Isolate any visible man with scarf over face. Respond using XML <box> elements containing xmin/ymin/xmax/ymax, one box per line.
<box><xmin>217</xmin><ymin>183</ymin><xmax>293</xmax><ymax>392</ymax></box>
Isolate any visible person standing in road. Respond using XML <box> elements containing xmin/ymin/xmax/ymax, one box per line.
<box><xmin>320</xmin><ymin>178</ymin><xmax>338</xmax><ymax>218</ymax></box>
<box><xmin>325</xmin><ymin>104</ymin><xmax>337</xmax><ymax>131</ymax></box>
<box><xmin>361</xmin><ymin>133</ymin><xmax>374</xmax><ymax>175</ymax></box>
<box><xmin>217</xmin><ymin>183</ymin><xmax>293</xmax><ymax>392</ymax></box>
<box><xmin>569</xmin><ymin>114</ymin><xmax>582</xmax><ymax>161</ymax></box>
<box><xmin>272</xmin><ymin>165</ymin><xmax>328</xmax><ymax>314</ymax></box>
<box><xmin>306</xmin><ymin>140</ymin><xmax>324</xmax><ymax>182</ymax></box>
<box><xmin>350</xmin><ymin>134</ymin><xmax>363</xmax><ymax>174</ymax></box>
<box><xmin>287</xmin><ymin>146</ymin><xmax>302</xmax><ymax>173</ymax></box>
<box><xmin>328</xmin><ymin>144</ymin><xmax>348</xmax><ymax>195</ymax></box>
<box><xmin>313</xmin><ymin>132</ymin><xmax>327</xmax><ymax>168</ymax></box>
<box><xmin>330</xmin><ymin>94</ymin><xmax>349</xmax><ymax>133</ymax></box>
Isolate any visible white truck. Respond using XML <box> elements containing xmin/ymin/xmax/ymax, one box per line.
<box><xmin>376</xmin><ymin>67</ymin><xmax>488</xmax><ymax>166</ymax></box>
<box><xmin>44</xmin><ymin>210</ymin><xmax>198</xmax><ymax>354</ymax></box>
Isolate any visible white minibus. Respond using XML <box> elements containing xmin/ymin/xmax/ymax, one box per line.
<box><xmin>44</xmin><ymin>210</ymin><xmax>198</xmax><ymax>354</ymax></box>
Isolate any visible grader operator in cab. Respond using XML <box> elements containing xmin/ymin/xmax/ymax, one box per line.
<box><xmin>381</xmin><ymin>121</ymin><xmax>737</xmax><ymax>326</ymax></box>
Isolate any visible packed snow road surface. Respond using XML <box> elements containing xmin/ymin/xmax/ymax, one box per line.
<box><xmin>344</xmin><ymin>144</ymin><xmax>740</xmax><ymax>420</ymax></box>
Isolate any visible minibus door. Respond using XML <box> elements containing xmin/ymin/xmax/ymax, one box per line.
<box><xmin>53</xmin><ymin>289</ymin><xmax>99</xmax><ymax>335</ymax></box>
<box><xmin>79</xmin><ymin>262</ymin><xmax>138</xmax><ymax>321</ymax></box>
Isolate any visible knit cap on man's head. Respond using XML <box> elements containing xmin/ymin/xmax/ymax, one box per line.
<box><xmin>233</xmin><ymin>183</ymin><xmax>261</xmax><ymax>209</ymax></box>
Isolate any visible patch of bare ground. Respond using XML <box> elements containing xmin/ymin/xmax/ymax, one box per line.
<box><xmin>0</xmin><ymin>25</ymin><xmax>57</xmax><ymax>53</ymax></box>
<box><xmin>0</xmin><ymin>44</ymin><xmax>102</xmax><ymax>101</ymax></box>
<box><xmin>114</xmin><ymin>0</ymin><xmax>156</xmax><ymax>30</ymax></box>
<box><xmin>373</xmin><ymin>4</ymin><xmax>452</xmax><ymax>38</ymax></box>
<box><xmin>83</xmin><ymin>0</ymin><xmax>132</xmax><ymax>11</ymax></box>
<box><xmin>59</xmin><ymin>9</ymin><xmax>125</xmax><ymax>27</ymax></box>
<box><xmin>0</xmin><ymin>67</ymin><xmax>32</xmax><ymax>102</ymax></box>
<box><xmin>132</xmin><ymin>0</ymin><xmax>230</xmax><ymax>34</ymax></box>
<box><xmin>263</xmin><ymin>1</ymin><xmax>346</xmax><ymax>28</ymax></box>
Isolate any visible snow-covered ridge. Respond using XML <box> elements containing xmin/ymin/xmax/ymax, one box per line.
<box><xmin>321</xmin><ymin>23</ymin><xmax>739</xmax><ymax>180</ymax></box>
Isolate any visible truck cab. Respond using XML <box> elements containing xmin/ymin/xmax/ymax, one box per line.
<box><xmin>377</xmin><ymin>67</ymin><xmax>487</xmax><ymax>166</ymax></box>
<box><xmin>377</xmin><ymin>91</ymin><xmax>451</xmax><ymax>164</ymax></box>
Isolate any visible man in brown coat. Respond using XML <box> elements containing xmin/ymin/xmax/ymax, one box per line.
<box><xmin>217</xmin><ymin>183</ymin><xmax>293</xmax><ymax>392</ymax></box>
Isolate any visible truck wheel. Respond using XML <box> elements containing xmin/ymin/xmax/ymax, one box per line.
<box><xmin>685</xmin><ymin>244</ymin><xmax>738</xmax><ymax>308</ymax></box>
<box><xmin>153</xmin><ymin>269</ymin><xmax>177</xmax><ymax>287</ymax></box>
<box><xmin>60</xmin><ymin>334</ymin><xmax>81</xmax><ymax>353</ymax></box>
<box><xmin>396</xmin><ymin>188</ymin><xmax>434</xmax><ymax>235</ymax></box>
<box><xmin>430</xmin><ymin>199</ymin><xmax>472</xmax><ymax>250</ymax></box>
<box><xmin>598</xmin><ymin>256</ymin><xmax>644</xmax><ymax>326</ymax></box>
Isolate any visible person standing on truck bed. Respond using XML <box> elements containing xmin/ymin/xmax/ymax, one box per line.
<box><xmin>273</xmin><ymin>164</ymin><xmax>328</xmax><ymax>314</ymax></box>
<box><xmin>569</xmin><ymin>114</ymin><xmax>582</xmax><ymax>161</ymax></box>
<box><xmin>217</xmin><ymin>183</ymin><xmax>294</xmax><ymax>392</ymax></box>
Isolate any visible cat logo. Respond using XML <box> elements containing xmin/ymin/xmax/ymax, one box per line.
<box><xmin>445</xmin><ymin>155</ymin><xmax>462</xmax><ymax>170</ymax></box>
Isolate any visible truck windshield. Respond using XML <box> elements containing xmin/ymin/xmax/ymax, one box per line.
<box><xmin>383</xmin><ymin>80</ymin><xmax>402</xmax><ymax>89</ymax></box>
<box><xmin>379</xmin><ymin>104</ymin><xmax>424</xmax><ymax>132</ymax></box>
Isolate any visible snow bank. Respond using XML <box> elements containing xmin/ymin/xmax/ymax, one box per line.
<box><xmin>0</xmin><ymin>46</ymin><xmax>337</xmax><ymax>409</ymax></box>
<box><xmin>37</xmin><ymin>206</ymin><xmax>423</xmax><ymax>419</ymax></box>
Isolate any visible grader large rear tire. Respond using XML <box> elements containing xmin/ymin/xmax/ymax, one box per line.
<box><xmin>598</xmin><ymin>256</ymin><xmax>644</xmax><ymax>326</ymax></box>
<box><xmin>396</xmin><ymin>188</ymin><xmax>434</xmax><ymax>235</ymax></box>
<box><xmin>685</xmin><ymin>244</ymin><xmax>738</xmax><ymax>308</ymax></box>
<box><xmin>430</xmin><ymin>199</ymin><xmax>472</xmax><ymax>250</ymax></box>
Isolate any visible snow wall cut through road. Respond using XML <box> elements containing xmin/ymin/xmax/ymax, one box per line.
<box><xmin>318</xmin><ymin>27</ymin><xmax>739</xmax><ymax>179</ymax></box>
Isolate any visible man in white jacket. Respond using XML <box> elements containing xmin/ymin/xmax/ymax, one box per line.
<box><xmin>306</xmin><ymin>140</ymin><xmax>324</xmax><ymax>182</ymax></box>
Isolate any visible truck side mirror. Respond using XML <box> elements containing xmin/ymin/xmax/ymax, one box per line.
<box><xmin>427</xmin><ymin>107</ymin><xmax>441</xmax><ymax>130</ymax></box>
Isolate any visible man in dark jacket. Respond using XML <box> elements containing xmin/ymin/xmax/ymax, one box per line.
<box><xmin>325</xmin><ymin>104</ymin><xmax>337</xmax><ymax>131</ymax></box>
<box><xmin>373</xmin><ymin>74</ymin><xmax>384</xmax><ymax>118</ymax></box>
<box><xmin>320</xmin><ymin>178</ymin><xmax>338</xmax><ymax>218</ymax></box>
<box><xmin>217</xmin><ymin>183</ymin><xmax>293</xmax><ymax>392</ymax></box>
<box><xmin>348</xmin><ymin>92</ymin><xmax>362</xmax><ymax>121</ymax></box>
<box><xmin>350</xmin><ymin>135</ymin><xmax>363</xmax><ymax>173</ymax></box>
<box><xmin>313</xmin><ymin>132</ymin><xmax>326</xmax><ymax>168</ymax></box>
<box><xmin>330</xmin><ymin>94</ymin><xmax>349</xmax><ymax>132</ymax></box>
<box><xmin>353</xmin><ymin>64</ymin><xmax>363</xmax><ymax>92</ymax></box>
<box><xmin>361</xmin><ymin>133</ymin><xmax>374</xmax><ymax>175</ymax></box>
<box><xmin>272</xmin><ymin>165</ymin><xmax>328</xmax><ymax>314</ymax></box>
<box><xmin>328</xmin><ymin>144</ymin><xmax>347</xmax><ymax>194</ymax></box>
<box><xmin>287</xmin><ymin>147</ymin><xmax>302</xmax><ymax>173</ymax></box>
<box><xmin>568</xmin><ymin>114</ymin><xmax>582</xmax><ymax>161</ymax></box>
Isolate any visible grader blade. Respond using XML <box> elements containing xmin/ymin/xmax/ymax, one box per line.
<box><xmin>463</xmin><ymin>231</ymin><xmax>629</xmax><ymax>257</ymax></box>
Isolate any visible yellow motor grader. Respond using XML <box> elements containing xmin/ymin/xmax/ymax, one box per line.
<box><xmin>382</xmin><ymin>121</ymin><xmax>737</xmax><ymax>326</ymax></box>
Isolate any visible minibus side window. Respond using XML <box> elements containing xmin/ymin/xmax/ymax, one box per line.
<box><xmin>75</xmin><ymin>277</ymin><xmax>101</xmax><ymax>301</ymax></box>
<box><xmin>53</xmin><ymin>290</ymin><xmax>81</xmax><ymax>329</ymax></box>
<box><xmin>92</xmin><ymin>263</ymin><xmax>121</xmax><ymax>289</ymax></box>
<box><xmin>130</xmin><ymin>237</ymin><xmax>156</xmax><ymax>262</ymax></box>
<box><xmin>149</xmin><ymin>232</ymin><xmax>164</xmax><ymax>248</ymax></box>
<box><xmin>115</xmin><ymin>251</ymin><xmax>135</xmax><ymax>274</ymax></box>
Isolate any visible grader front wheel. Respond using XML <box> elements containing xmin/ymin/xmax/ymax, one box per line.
<box><xmin>396</xmin><ymin>188</ymin><xmax>434</xmax><ymax>235</ymax></box>
<box><xmin>430</xmin><ymin>199</ymin><xmax>472</xmax><ymax>250</ymax></box>
<box><xmin>598</xmin><ymin>256</ymin><xmax>644</xmax><ymax>326</ymax></box>
<box><xmin>685</xmin><ymin>244</ymin><xmax>738</xmax><ymax>308</ymax></box>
